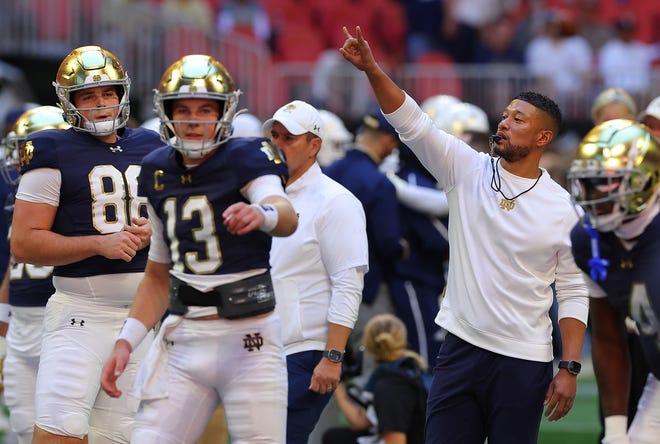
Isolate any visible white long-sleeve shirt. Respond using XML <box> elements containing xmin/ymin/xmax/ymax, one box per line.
<box><xmin>385</xmin><ymin>94</ymin><xmax>588</xmax><ymax>362</ymax></box>
<box><xmin>270</xmin><ymin>163</ymin><xmax>368</xmax><ymax>355</ymax></box>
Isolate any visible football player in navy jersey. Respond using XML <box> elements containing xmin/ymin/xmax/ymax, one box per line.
<box><xmin>9</xmin><ymin>46</ymin><xmax>161</xmax><ymax>444</ymax></box>
<box><xmin>569</xmin><ymin>120</ymin><xmax>660</xmax><ymax>444</ymax></box>
<box><xmin>0</xmin><ymin>105</ymin><xmax>68</xmax><ymax>444</ymax></box>
<box><xmin>100</xmin><ymin>54</ymin><xmax>297</xmax><ymax>443</ymax></box>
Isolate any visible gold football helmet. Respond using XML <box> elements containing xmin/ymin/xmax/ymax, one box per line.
<box><xmin>420</xmin><ymin>94</ymin><xmax>461</xmax><ymax>132</ymax></box>
<box><xmin>1</xmin><ymin>106</ymin><xmax>70</xmax><ymax>186</ymax></box>
<box><xmin>53</xmin><ymin>46</ymin><xmax>130</xmax><ymax>135</ymax></box>
<box><xmin>567</xmin><ymin>119</ymin><xmax>660</xmax><ymax>231</ymax></box>
<box><xmin>445</xmin><ymin>102</ymin><xmax>491</xmax><ymax>152</ymax></box>
<box><xmin>154</xmin><ymin>54</ymin><xmax>241</xmax><ymax>159</ymax></box>
<box><xmin>317</xmin><ymin>110</ymin><xmax>352</xmax><ymax>167</ymax></box>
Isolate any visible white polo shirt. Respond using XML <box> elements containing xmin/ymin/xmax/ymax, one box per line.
<box><xmin>270</xmin><ymin>162</ymin><xmax>368</xmax><ymax>355</ymax></box>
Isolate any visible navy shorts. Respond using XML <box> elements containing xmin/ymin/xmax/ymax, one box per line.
<box><xmin>425</xmin><ymin>333</ymin><xmax>553</xmax><ymax>444</ymax></box>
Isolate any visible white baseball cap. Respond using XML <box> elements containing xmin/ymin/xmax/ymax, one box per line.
<box><xmin>264</xmin><ymin>100</ymin><xmax>324</xmax><ymax>139</ymax></box>
<box><xmin>638</xmin><ymin>96</ymin><xmax>660</xmax><ymax>121</ymax></box>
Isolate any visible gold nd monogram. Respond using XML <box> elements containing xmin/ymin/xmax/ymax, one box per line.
<box><xmin>499</xmin><ymin>198</ymin><xmax>515</xmax><ymax>211</ymax></box>
<box><xmin>260</xmin><ymin>140</ymin><xmax>285</xmax><ymax>164</ymax></box>
<box><xmin>19</xmin><ymin>140</ymin><xmax>34</xmax><ymax>170</ymax></box>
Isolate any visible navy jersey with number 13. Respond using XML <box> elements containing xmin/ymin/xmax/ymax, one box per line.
<box><xmin>138</xmin><ymin>137</ymin><xmax>288</xmax><ymax>275</ymax></box>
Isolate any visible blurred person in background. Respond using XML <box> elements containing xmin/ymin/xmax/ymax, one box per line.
<box><xmin>525</xmin><ymin>9</ymin><xmax>593</xmax><ymax>105</ymax></box>
<box><xmin>161</xmin><ymin>0</ymin><xmax>214</xmax><ymax>32</ymax></box>
<box><xmin>575</xmin><ymin>0</ymin><xmax>615</xmax><ymax>52</ymax></box>
<box><xmin>403</xmin><ymin>0</ymin><xmax>445</xmax><ymax>62</ymax></box>
<box><xmin>388</xmin><ymin>144</ymin><xmax>449</xmax><ymax>365</ymax></box>
<box><xmin>323</xmin><ymin>313</ymin><xmax>428</xmax><ymax>444</ymax></box>
<box><xmin>216</xmin><ymin>0</ymin><xmax>272</xmax><ymax>44</ymax></box>
<box><xmin>440</xmin><ymin>0</ymin><xmax>520</xmax><ymax>63</ymax></box>
<box><xmin>598</xmin><ymin>14</ymin><xmax>656</xmax><ymax>100</ymax></box>
<box><xmin>591</xmin><ymin>88</ymin><xmax>638</xmax><ymax>126</ymax></box>
<box><xmin>0</xmin><ymin>105</ymin><xmax>68</xmax><ymax>444</ymax></box>
<box><xmin>325</xmin><ymin>110</ymin><xmax>409</xmax><ymax>351</ymax></box>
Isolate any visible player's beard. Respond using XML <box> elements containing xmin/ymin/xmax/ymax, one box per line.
<box><xmin>494</xmin><ymin>141</ymin><xmax>532</xmax><ymax>163</ymax></box>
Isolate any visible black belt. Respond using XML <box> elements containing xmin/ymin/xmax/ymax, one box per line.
<box><xmin>169</xmin><ymin>271</ymin><xmax>275</xmax><ymax>320</ymax></box>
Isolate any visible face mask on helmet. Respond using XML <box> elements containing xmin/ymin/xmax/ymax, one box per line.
<box><xmin>567</xmin><ymin>119</ymin><xmax>660</xmax><ymax>231</ymax></box>
<box><xmin>154</xmin><ymin>54</ymin><xmax>241</xmax><ymax>159</ymax></box>
<box><xmin>53</xmin><ymin>46</ymin><xmax>131</xmax><ymax>136</ymax></box>
<box><xmin>1</xmin><ymin>106</ymin><xmax>70</xmax><ymax>186</ymax></box>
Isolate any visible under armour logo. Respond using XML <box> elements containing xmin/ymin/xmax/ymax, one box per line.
<box><xmin>243</xmin><ymin>332</ymin><xmax>264</xmax><ymax>351</ymax></box>
<box><xmin>70</xmin><ymin>318</ymin><xmax>85</xmax><ymax>327</ymax></box>
<box><xmin>163</xmin><ymin>338</ymin><xmax>174</xmax><ymax>347</ymax></box>
<box><xmin>181</xmin><ymin>174</ymin><xmax>193</xmax><ymax>184</ymax></box>
<box><xmin>109</xmin><ymin>145</ymin><xmax>123</xmax><ymax>153</ymax></box>
<box><xmin>620</xmin><ymin>259</ymin><xmax>634</xmax><ymax>269</ymax></box>
<box><xmin>313</xmin><ymin>125</ymin><xmax>320</xmax><ymax>133</ymax></box>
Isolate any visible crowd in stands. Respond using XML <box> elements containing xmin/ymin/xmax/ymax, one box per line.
<box><xmin>4</xmin><ymin>0</ymin><xmax>659</xmax><ymax>63</ymax></box>
<box><xmin>1</xmin><ymin>0</ymin><xmax>660</xmax><ymax>133</ymax></box>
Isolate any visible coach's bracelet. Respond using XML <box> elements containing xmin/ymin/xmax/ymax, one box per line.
<box><xmin>251</xmin><ymin>203</ymin><xmax>279</xmax><ymax>233</ymax></box>
<box><xmin>117</xmin><ymin>317</ymin><xmax>148</xmax><ymax>352</ymax></box>
<box><xmin>0</xmin><ymin>303</ymin><xmax>10</xmax><ymax>324</ymax></box>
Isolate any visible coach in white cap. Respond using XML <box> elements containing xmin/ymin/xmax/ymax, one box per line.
<box><xmin>264</xmin><ymin>100</ymin><xmax>368</xmax><ymax>444</ymax></box>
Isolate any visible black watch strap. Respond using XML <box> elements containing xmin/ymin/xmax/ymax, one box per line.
<box><xmin>558</xmin><ymin>360</ymin><xmax>581</xmax><ymax>375</ymax></box>
<box><xmin>322</xmin><ymin>349</ymin><xmax>344</xmax><ymax>363</ymax></box>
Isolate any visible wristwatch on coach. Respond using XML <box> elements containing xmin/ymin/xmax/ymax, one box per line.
<box><xmin>558</xmin><ymin>360</ymin><xmax>582</xmax><ymax>376</ymax></box>
<box><xmin>322</xmin><ymin>349</ymin><xmax>345</xmax><ymax>363</ymax></box>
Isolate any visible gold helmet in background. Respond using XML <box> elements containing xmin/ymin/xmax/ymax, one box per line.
<box><xmin>53</xmin><ymin>46</ymin><xmax>130</xmax><ymax>135</ymax></box>
<box><xmin>154</xmin><ymin>54</ymin><xmax>241</xmax><ymax>159</ymax></box>
<box><xmin>567</xmin><ymin>119</ymin><xmax>660</xmax><ymax>231</ymax></box>
<box><xmin>317</xmin><ymin>109</ymin><xmax>353</xmax><ymax>167</ymax></box>
<box><xmin>420</xmin><ymin>94</ymin><xmax>461</xmax><ymax>131</ymax></box>
<box><xmin>1</xmin><ymin>105</ymin><xmax>70</xmax><ymax>185</ymax></box>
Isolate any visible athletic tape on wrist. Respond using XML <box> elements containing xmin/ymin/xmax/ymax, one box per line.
<box><xmin>251</xmin><ymin>203</ymin><xmax>279</xmax><ymax>233</ymax></box>
<box><xmin>0</xmin><ymin>303</ymin><xmax>10</xmax><ymax>324</ymax></box>
<box><xmin>117</xmin><ymin>317</ymin><xmax>148</xmax><ymax>351</ymax></box>
<box><xmin>604</xmin><ymin>415</ymin><xmax>628</xmax><ymax>437</ymax></box>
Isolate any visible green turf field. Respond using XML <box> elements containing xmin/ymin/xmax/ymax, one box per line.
<box><xmin>0</xmin><ymin>369</ymin><xmax>603</xmax><ymax>444</ymax></box>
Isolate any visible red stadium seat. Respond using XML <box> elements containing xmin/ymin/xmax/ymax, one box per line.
<box><xmin>161</xmin><ymin>25</ymin><xmax>213</xmax><ymax>65</ymax></box>
<box><xmin>30</xmin><ymin>0</ymin><xmax>76</xmax><ymax>40</ymax></box>
<box><xmin>411</xmin><ymin>51</ymin><xmax>463</xmax><ymax>102</ymax></box>
<box><xmin>272</xmin><ymin>22</ymin><xmax>326</xmax><ymax>62</ymax></box>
